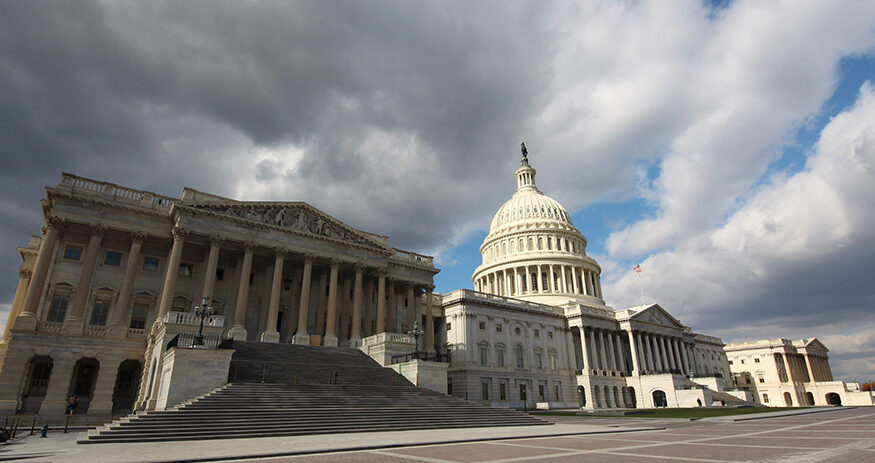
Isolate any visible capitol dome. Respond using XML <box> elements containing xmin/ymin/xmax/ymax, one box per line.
<box><xmin>473</xmin><ymin>145</ymin><xmax>605</xmax><ymax>307</ymax></box>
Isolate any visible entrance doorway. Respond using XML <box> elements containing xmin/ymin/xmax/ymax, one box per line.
<box><xmin>652</xmin><ymin>389</ymin><xmax>667</xmax><ymax>408</ymax></box>
<box><xmin>577</xmin><ymin>386</ymin><xmax>586</xmax><ymax>408</ymax></box>
<box><xmin>783</xmin><ymin>391</ymin><xmax>793</xmax><ymax>406</ymax></box>
<box><xmin>519</xmin><ymin>384</ymin><xmax>527</xmax><ymax>404</ymax></box>
<box><xmin>70</xmin><ymin>358</ymin><xmax>100</xmax><ymax>413</ymax></box>
<box><xmin>20</xmin><ymin>356</ymin><xmax>53</xmax><ymax>413</ymax></box>
<box><xmin>825</xmin><ymin>392</ymin><xmax>842</xmax><ymax>406</ymax></box>
<box><xmin>627</xmin><ymin>387</ymin><xmax>637</xmax><ymax>408</ymax></box>
<box><xmin>112</xmin><ymin>360</ymin><xmax>142</xmax><ymax>413</ymax></box>
<box><xmin>805</xmin><ymin>392</ymin><xmax>815</xmax><ymax>406</ymax></box>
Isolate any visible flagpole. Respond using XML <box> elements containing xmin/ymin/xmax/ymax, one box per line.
<box><xmin>637</xmin><ymin>272</ymin><xmax>645</xmax><ymax>306</ymax></box>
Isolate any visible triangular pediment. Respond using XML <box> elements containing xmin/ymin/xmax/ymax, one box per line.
<box><xmin>629</xmin><ymin>304</ymin><xmax>686</xmax><ymax>329</ymax></box>
<box><xmin>182</xmin><ymin>202</ymin><xmax>390</xmax><ymax>250</ymax></box>
<box><xmin>800</xmin><ymin>338</ymin><xmax>829</xmax><ymax>353</ymax></box>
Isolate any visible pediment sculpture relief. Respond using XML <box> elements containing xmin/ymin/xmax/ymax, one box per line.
<box><xmin>194</xmin><ymin>204</ymin><xmax>379</xmax><ymax>247</ymax></box>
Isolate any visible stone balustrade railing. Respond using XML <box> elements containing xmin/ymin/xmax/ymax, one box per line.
<box><xmin>391</xmin><ymin>249</ymin><xmax>434</xmax><ymax>267</ymax></box>
<box><xmin>444</xmin><ymin>289</ymin><xmax>564</xmax><ymax>316</ymax></box>
<box><xmin>127</xmin><ymin>328</ymin><xmax>147</xmax><ymax>338</ymax></box>
<box><xmin>59</xmin><ymin>172</ymin><xmax>177</xmax><ymax>210</ymax></box>
<box><xmin>163</xmin><ymin>310</ymin><xmax>225</xmax><ymax>327</ymax></box>
<box><xmin>36</xmin><ymin>320</ymin><xmax>63</xmax><ymax>334</ymax></box>
<box><xmin>85</xmin><ymin>325</ymin><xmax>108</xmax><ymax>337</ymax></box>
<box><xmin>694</xmin><ymin>334</ymin><xmax>724</xmax><ymax>344</ymax></box>
<box><xmin>362</xmin><ymin>332</ymin><xmax>415</xmax><ymax>346</ymax></box>
<box><xmin>573</xmin><ymin>304</ymin><xmax>615</xmax><ymax>319</ymax></box>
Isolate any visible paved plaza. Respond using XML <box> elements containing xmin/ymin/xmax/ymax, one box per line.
<box><xmin>222</xmin><ymin>408</ymin><xmax>875</xmax><ymax>463</ymax></box>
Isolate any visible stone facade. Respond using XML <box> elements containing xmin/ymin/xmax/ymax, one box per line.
<box><xmin>0</xmin><ymin>173</ymin><xmax>438</xmax><ymax>417</ymax></box>
<box><xmin>725</xmin><ymin>338</ymin><xmax>874</xmax><ymax>407</ymax></box>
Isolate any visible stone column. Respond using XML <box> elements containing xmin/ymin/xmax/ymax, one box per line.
<box><xmin>512</xmin><ymin>267</ymin><xmax>518</xmax><ymax>296</ymax></box>
<box><xmin>201</xmin><ymin>236</ymin><xmax>222</xmax><ymax>302</ymax></box>
<box><xmin>672</xmin><ymin>338</ymin><xmax>683</xmax><ymax>372</ymax></box>
<box><xmin>314</xmin><ymin>269</ymin><xmax>328</xmax><ymax>336</ymax></box>
<box><xmin>803</xmin><ymin>354</ymin><xmax>815</xmax><ymax>383</ymax></box>
<box><xmin>320</xmin><ymin>260</ymin><xmax>341</xmax><ymax>346</ymax></box>
<box><xmin>425</xmin><ymin>288</ymin><xmax>435</xmax><ymax>353</ymax></box>
<box><xmin>362</xmin><ymin>277</ymin><xmax>375</xmax><ymax>337</ymax></box>
<box><xmin>584</xmin><ymin>270</ymin><xmax>593</xmax><ymax>296</ymax></box>
<box><xmin>16</xmin><ymin>218</ymin><xmax>63</xmax><ymax>331</ymax></box>
<box><xmin>681</xmin><ymin>342</ymin><xmax>691</xmax><ymax>375</ymax></box>
<box><xmin>627</xmin><ymin>331</ymin><xmax>640</xmax><ymax>374</ymax></box>
<box><xmin>261</xmin><ymin>250</ymin><xmax>285</xmax><ymax>343</ymax></box>
<box><xmin>229</xmin><ymin>243</ymin><xmax>254</xmax><ymax>340</ymax></box>
<box><xmin>560</xmin><ymin>265</ymin><xmax>568</xmax><ymax>293</ymax></box>
<box><xmin>153</xmin><ymin>229</ymin><xmax>186</xmax><ymax>328</ymax></box>
<box><xmin>86</xmin><ymin>356</ymin><xmax>122</xmax><ymax>416</ymax></box>
<box><xmin>386</xmin><ymin>279</ymin><xmax>396</xmax><ymax>333</ymax></box>
<box><xmin>605</xmin><ymin>331</ymin><xmax>616</xmax><ymax>371</ymax></box>
<box><xmin>665</xmin><ymin>337</ymin><xmax>676</xmax><ymax>370</ymax></box>
<box><xmin>3</xmin><ymin>268</ymin><xmax>33</xmax><ymax>341</ymax></box>
<box><xmin>657</xmin><ymin>336</ymin><xmax>669</xmax><ymax>371</ymax></box>
<box><xmin>349</xmin><ymin>265</ymin><xmax>364</xmax><ymax>344</ymax></box>
<box><xmin>293</xmin><ymin>256</ymin><xmax>314</xmax><ymax>345</ymax></box>
<box><xmin>405</xmin><ymin>285</ymin><xmax>415</xmax><ymax>331</ymax></box>
<box><xmin>108</xmin><ymin>234</ymin><xmax>145</xmax><ymax>337</ymax></box>
<box><xmin>548</xmin><ymin>265</ymin><xmax>555</xmax><ymax>293</ymax></box>
<box><xmin>598</xmin><ymin>330</ymin><xmax>608</xmax><ymax>371</ymax></box>
<box><xmin>38</xmin><ymin>352</ymin><xmax>76</xmax><ymax>417</ymax></box>
<box><xmin>650</xmin><ymin>335</ymin><xmax>661</xmax><ymax>372</ymax></box>
<box><xmin>615</xmin><ymin>332</ymin><xmax>626</xmax><ymax>373</ymax></box>
<box><xmin>63</xmin><ymin>225</ymin><xmax>105</xmax><ymax>335</ymax></box>
<box><xmin>588</xmin><ymin>328</ymin><xmax>598</xmax><ymax>371</ymax></box>
<box><xmin>579</xmin><ymin>328</ymin><xmax>590</xmax><ymax>371</ymax></box>
<box><xmin>642</xmin><ymin>333</ymin><xmax>654</xmax><ymax>372</ymax></box>
<box><xmin>375</xmin><ymin>270</ymin><xmax>387</xmax><ymax>335</ymax></box>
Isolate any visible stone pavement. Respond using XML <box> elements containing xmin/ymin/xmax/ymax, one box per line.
<box><xmin>1</xmin><ymin>407</ymin><xmax>872</xmax><ymax>462</ymax></box>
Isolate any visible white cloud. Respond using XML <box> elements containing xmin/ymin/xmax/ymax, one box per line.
<box><xmin>604</xmin><ymin>82</ymin><xmax>875</xmax><ymax>340</ymax></box>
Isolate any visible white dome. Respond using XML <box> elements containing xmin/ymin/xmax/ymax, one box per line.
<box><xmin>489</xmin><ymin>190</ymin><xmax>573</xmax><ymax>235</ymax></box>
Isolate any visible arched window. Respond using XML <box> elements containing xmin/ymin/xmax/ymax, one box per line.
<box><xmin>502</xmin><ymin>242</ymin><xmax>506</xmax><ymax>256</ymax></box>
<box><xmin>546</xmin><ymin>237</ymin><xmax>552</xmax><ymax>250</ymax></box>
<box><xmin>515</xmin><ymin>345</ymin><xmax>524</xmax><ymax>368</ymax></box>
<box><xmin>527</xmin><ymin>238</ymin><xmax>533</xmax><ymax>250</ymax></box>
<box><xmin>538</xmin><ymin>237</ymin><xmax>543</xmax><ymax>250</ymax></box>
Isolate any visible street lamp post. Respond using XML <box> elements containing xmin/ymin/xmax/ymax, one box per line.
<box><xmin>407</xmin><ymin>320</ymin><xmax>424</xmax><ymax>360</ymax></box>
<box><xmin>192</xmin><ymin>296</ymin><xmax>216</xmax><ymax>347</ymax></box>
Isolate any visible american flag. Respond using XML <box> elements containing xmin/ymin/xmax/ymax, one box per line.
<box><xmin>633</xmin><ymin>264</ymin><xmax>642</xmax><ymax>273</ymax></box>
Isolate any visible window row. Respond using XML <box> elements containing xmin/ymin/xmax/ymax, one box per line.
<box><xmin>484</xmin><ymin>235</ymin><xmax>585</xmax><ymax>263</ymax></box>
<box><xmin>478</xmin><ymin>344</ymin><xmax>559</xmax><ymax>371</ymax></box>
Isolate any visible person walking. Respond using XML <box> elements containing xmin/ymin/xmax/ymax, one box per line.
<box><xmin>66</xmin><ymin>394</ymin><xmax>79</xmax><ymax>416</ymax></box>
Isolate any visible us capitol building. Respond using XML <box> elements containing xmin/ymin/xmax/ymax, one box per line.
<box><xmin>0</xmin><ymin>145</ymin><xmax>863</xmax><ymax>419</ymax></box>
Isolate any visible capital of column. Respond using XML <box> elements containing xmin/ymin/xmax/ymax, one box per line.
<box><xmin>329</xmin><ymin>258</ymin><xmax>342</xmax><ymax>267</ymax></box>
<box><xmin>171</xmin><ymin>227</ymin><xmax>188</xmax><ymax>240</ymax></box>
<box><xmin>89</xmin><ymin>224</ymin><xmax>107</xmax><ymax>237</ymax></box>
<box><xmin>241</xmin><ymin>241</ymin><xmax>257</xmax><ymax>251</ymax></box>
<box><xmin>131</xmin><ymin>231</ymin><xmax>148</xmax><ymax>243</ymax></box>
<box><xmin>46</xmin><ymin>216</ymin><xmax>65</xmax><ymax>229</ymax></box>
<box><xmin>304</xmin><ymin>253</ymin><xmax>317</xmax><ymax>264</ymax></box>
<box><xmin>376</xmin><ymin>267</ymin><xmax>387</xmax><ymax>276</ymax></box>
<box><xmin>353</xmin><ymin>263</ymin><xmax>365</xmax><ymax>272</ymax></box>
<box><xmin>18</xmin><ymin>267</ymin><xmax>33</xmax><ymax>279</ymax></box>
<box><xmin>273</xmin><ymin>247</ymin><xmax>289</xmax><ymax>259</ymax></box>
<box><xmin>209</xmin><ymin>234</ymin><xmax>225</xmax><ymax>246</ymax></box>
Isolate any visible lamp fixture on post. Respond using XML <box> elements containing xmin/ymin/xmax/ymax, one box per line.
<box><xmin>407</xmin><ymin>320</ymin><xmax>424</xmax><ymax>360</ymax></box>
<box><xmin>192</xmin><ymin>296</ymin><xmax>216</xmax><ymax>347</ymax></box>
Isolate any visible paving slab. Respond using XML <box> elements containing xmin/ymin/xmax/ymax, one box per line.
<box><xmin>0</xmin><ymin>423</ymin><xmax>662</xmax><ymax>463</ymax></box>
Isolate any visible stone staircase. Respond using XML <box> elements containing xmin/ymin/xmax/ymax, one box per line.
<box><xmin>80</xmin><ymin>342</ymin><xmax>549</xmax><ymax>443</ymax></box>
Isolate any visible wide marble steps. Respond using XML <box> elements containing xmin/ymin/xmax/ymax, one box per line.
<box><xmin>80</xmin><ymin>342</ymin><xmax>549</xmax><ymax>443</ymax></box>
<box><xmin>81</xmin><ymin>383</ymin><xmax>549</xmax><ymax>443</ymax></box>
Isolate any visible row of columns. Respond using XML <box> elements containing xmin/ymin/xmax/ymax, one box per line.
<box><xmin>785</xmin><ymin>353</ymin><xmax>833</xmax><ymax>384</ymax></box>
<box><xmin>475</xmin><ymin>264</ymin><xmax>602</xmax><ymax>299</ymax></box>
<box><xmin>573</xmin><ymin>326</ymin><xmax>697</xmax><ymax>377</ymax></box>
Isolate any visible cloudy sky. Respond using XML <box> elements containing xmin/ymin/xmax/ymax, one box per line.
<box><xmin>2</xmin><ymin>1</ymin><xmax>874</xmax><ymax>381</ymax></box>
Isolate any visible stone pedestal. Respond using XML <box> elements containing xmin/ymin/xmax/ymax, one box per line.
<box><xmin>322</xmin><ymin>334</ymin><xmax>338</xmax><ymax>347</ymax></box>
<box><xmin>360</xmin><ymin>332</ymin><xmax>416</xmax><ymax>366</ymax></box>
<box><xmin>260</xmin><ymin>330</ymin><xmax>280</xmax><ymax>343</ymax></box>
<box><xmin>13</xmin><ymin>314</ymin><xmax>38</xmax><ymax>332</ymax></box>
<box><xmin>292</xmin><ymin>332</ymin><xmax>311</xmax><ymax>345</ymax></box>
<box><xmin>228</xmin><ymin>326</ymin><xmax>247</xmax><ymax>341</ymax></box>
<box><xmin>390</xmin><ymin>360</ymin><xmax>448</xmax><ymax>394</ymax></box>
<box><xmin>155</xmin><ymin>347</ymin><xmax>233</xmax><ymax>411</ymax></box>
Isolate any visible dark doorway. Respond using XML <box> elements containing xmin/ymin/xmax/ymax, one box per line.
<box><xmin>628</xmin><ymin>387</ymin><xmax>637</xmax><ymax>408</ymax></box>
<box><xmin>519</xmin><ymin>384</ymin><xmax>527</xmax><ymax>404</ymax></box>
<box><xmin>112</xmin><ymin>360</ymin><xmax>142</xmax><ymax>413</ymax></box>
<box><xmin>784</xmin><ymin>391</ymin><xmax>793</xmax><ymax>406</ymax></box>
<box><xmin>652</xmin><ymin>389</ymin><xmax>667</xmax><ymax>408</ymax></box>
<box><xmin>577</xmin><ymin>386</ymin><xmax>586</xmax><ymax>408</ymax></box>
<box><xmin>805</xmin><ymin>392</ymin><xmax>815</xmax><ymax>406</ymax></box>
<box><xmin>20</xmin><ymin>356</ymin><xmax>53</xmax><ymax>413</ymax></box>
<box><xmin>825</xmin><ymin>392</ymin><xmax>842</xmax><ymax>406</ymax></box>
<box><xmin>70</xmin><ymin>358</ymin><xmax>100</xmax><ymax>413</ymax></box>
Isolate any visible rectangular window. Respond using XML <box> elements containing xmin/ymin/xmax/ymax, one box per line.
<box><xmin>536</xmin><ymin>353</ymin><xmax>543</xmax><ymax>369</ymax></box>
<box><xmin>47</xmin><ymin>296</ymin><xmax>68</xmax><ymax>322</ymax></box>
<box><xmin>480</xmin><ymin>347</ymin><xmax>488</xmax><ymax>366</ymax></box>
<box><xmin>547</xmin><ymin>331</ymin><xmax>553</xmax><ymax>339</ymax></box>
<box><xmin>534</xmin><ymin>329</ymin><xmax>540</xmax><ymax>337</ymax></box>
<box><xmin>499</xmin><ymin>383</ymin><xmax>507</xmax><ymax>401</ymax></box>
<box><xmin>728</xmin><ymin>360</ymin><xmax>734</xmax><ymax>365</ymax></box>
<box><xmin>129</xmin><ymin>304</ymin><xmax>148</xmax><ymax>329</ymax></box>
<box><xmin>446</xmin><ymin>323</ymin><xmax>452</xmax><ymax>331</ymax></box>
<box><xmin>495</xmin><ymin>324</ymin><xmax>502</xmax><ymax>333</ymax></box>
<box><xmin>758</xmin><ymin>377</ymin><xmax>765</xmax><ymax>383</ymax></box>
<box><xmin>762</xmin><ymin>393</ymin><xmax>769</xmax><ymax>403</ymax></box>
<box><xmin>142</xmin><ymin>257</ymin><xmax>159</xmax><ymax>272</ymax></box>
<box><xmin>479</xmin><ymin>321</ymin><xmax>486</xmax><ymax>330</ymax></box>
<box><xmin>104</xmin><ymin>251</ymin><xmax>122</xmax><ymax>266</ymax></box>
<box><xmin>554</xmin><ymin>385</ymin><xmax>560</xmax><ymax>401</ymax></box>
<box><xmin>754</xmin><ymin>358</ymin><xmax>760</xmax><ymax>363</ymax></box>
<box><xmin>481</xmin><ymin>382</ymin><xmax>489</xmax><ymax>401</ymax></box>
<box><xmin>178</xmin><ymin>263</ymin><xmax>193</xmax><ymax>276</ymax></box>
<box><xmin>515</xmin><ymin>345</ymin><xmax>524</xmax><ymax>368</ymax></box>
<box><xmin>550</xmin><ymin>353</ymin><xmax>557</xmax><ymax>370</ymax></box>
<box><xmin>497</xmin><ymin>349</ymin><xmax>505</xmax><ymax>367</ymax></box>
<box><xmin>216</xmin><ymin>268</ymin><xmax>225</xmax><ymax>281</ymax></box>
<box><xmin>63</xmin><ymin>245</ymin><xmax>83</xmax><ymax>261</ymax></box>
<box><xmin>89</xmin><ymin>300</ymin><xmax>110</xmax><ymax>326</ymax></box>
<box><xmin>538</xmin><ymin>384</ymin><xmax>545</xmax><ymax>401</ymax></box>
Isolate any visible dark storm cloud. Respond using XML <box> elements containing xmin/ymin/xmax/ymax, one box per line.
<box><xmin>0</xmin><ymin>1</ymin><xmax>554</xmax><ymax>303</ymax></box>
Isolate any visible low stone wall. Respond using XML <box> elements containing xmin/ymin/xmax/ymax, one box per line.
<box><xmin>155</xmin><ymin>347</ymin><xmax>234</xmax><ymax>411</ymax></box>
<box><xmin>390</xmin><ymin>360</ymin><xmax>448</xmax><ymax>394</ymax></box>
